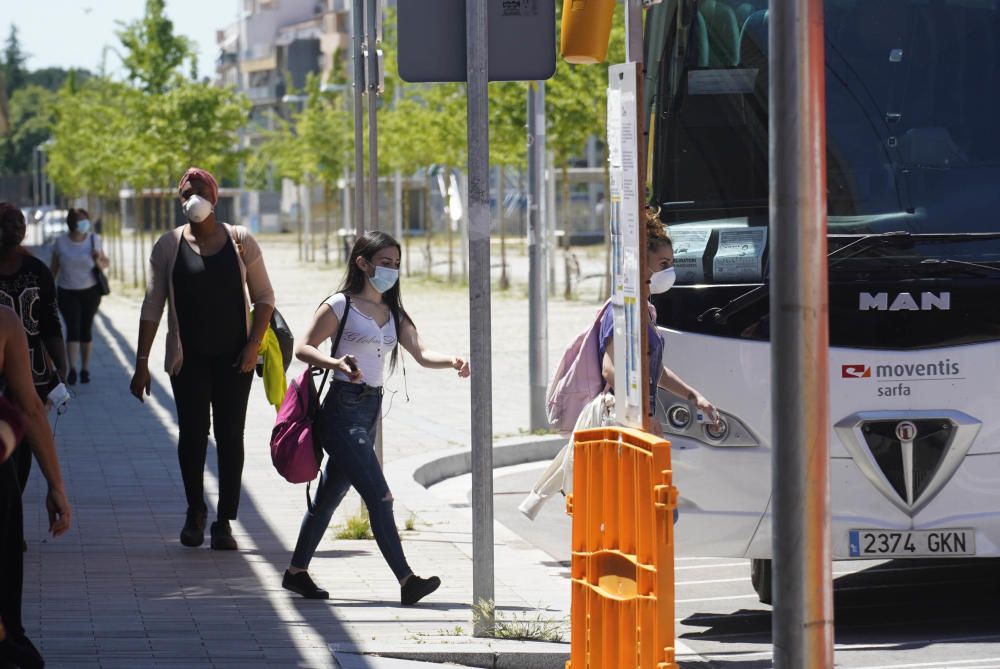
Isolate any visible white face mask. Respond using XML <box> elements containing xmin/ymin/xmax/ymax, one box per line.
<box><xmin>76</xmin><ymin>219</ymin><xmax>91</xmax><ymax>234</ymax></box>
<box><xmin>649</xmin><ymin>266</ymin><xmax>676</xmax><ymax>294</ymax></box>
<box><xmin>368</xmin><ymin>265</ymin><xmax>399</xmax><ymax>293</ymax></box>
<box><xmin>182</xmin><ymin>194</ymin><xmax>213</xmax><ymax>223</ymax></box>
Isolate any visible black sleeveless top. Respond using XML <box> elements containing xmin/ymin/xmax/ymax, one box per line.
<box><xmin>173</xmin><ymin>236</ymin><xmax>246</xmax><ymax>357</ymax></box>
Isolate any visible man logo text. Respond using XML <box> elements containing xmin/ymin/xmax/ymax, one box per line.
<box><xmin>858</xmin><ymin>292</ymin><xmax>951</xmax><ymax>311</ymax></box>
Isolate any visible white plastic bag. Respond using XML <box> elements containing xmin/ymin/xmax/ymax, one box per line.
<box><xmin>518</xmin><ymin>393</ymin><xmax>614</xmax><ymax>520</ymax></box>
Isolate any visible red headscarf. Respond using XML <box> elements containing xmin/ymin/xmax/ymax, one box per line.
<box><xmin>177</xmin><ymin>167</ymin><xmax>219</xmax><ymax>205</ymax></box>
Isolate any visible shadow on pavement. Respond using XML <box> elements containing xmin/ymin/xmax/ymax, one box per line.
<box><xmin>27</xmin><ymin>311</ymin><xmax>368</xmax><ymax>666</ymax></box>
<box><xmin>679</xmin><ymin>558</ymin><xmax>1000</xmax><ymax>660</ymax></box>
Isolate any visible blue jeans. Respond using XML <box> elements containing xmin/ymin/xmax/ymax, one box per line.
<box><xmin>290</xmin><ymin>381</ymin><xmax>413</xmax><ymax>581</ymax></box>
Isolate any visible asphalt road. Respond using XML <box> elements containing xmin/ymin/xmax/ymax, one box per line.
<box><xmin>487</xmin><ymin>464</ymin><xmax>1000</xmax><ymax>668</ymax></box>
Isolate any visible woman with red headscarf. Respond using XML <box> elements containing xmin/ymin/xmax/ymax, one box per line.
<box><xmin>129</xmin><ymin>168</ymin><xmax>275</xmax><ymax>551</ymax></box>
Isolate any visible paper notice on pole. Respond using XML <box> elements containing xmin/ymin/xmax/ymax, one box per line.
<box><xmin>607</xmin><ymin>89</ymin><xmax>623</xmax><ymax>170</ymax></box>
<box><xmin>713</xmin><ymin>227</ymin><xmax>768</xmax><ymax>283</ymax></box>
<box><xmin>670</xmin><ymin>226</ymin><xmax>713</xmax><ymax>284</ymax></box>
<box><xmin>608</xmin><ymin>63</ymin><xmax>644</xmax><ymax>425</ymax></box>
<box><xmin>619</xmin><ymin>90</ymin><xmax>640</xmax><ymax>297</ymax></box>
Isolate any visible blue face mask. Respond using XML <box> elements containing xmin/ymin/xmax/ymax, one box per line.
<box><xmin>76</xmin><ymin>219</ymin><xmax>91</xmax><ymax>234</ymax></box>
<box><xmin>367</xmin><ymin>265</ymin><xmax>399</xmax><ymax>294</ymax></box>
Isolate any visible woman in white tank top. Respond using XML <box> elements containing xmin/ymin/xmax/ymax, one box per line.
<box><xmin>283</xmin><ymin>231</ymin><xmax>470</xmax><ymax>605</ymax></box>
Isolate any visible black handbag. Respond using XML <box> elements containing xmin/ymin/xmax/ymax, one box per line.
<box><xmin>90</xmin><ymin>235</ymin><xmax>110</xmax><ymax>296</ymax></box>
<box><xmin>270</xmin><ymin>308</ymin><xmax>294</xmax><ymax>372</ymax></box>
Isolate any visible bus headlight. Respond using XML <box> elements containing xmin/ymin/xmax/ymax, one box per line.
<box><xmin>667</xmin><ymin>404</ymin><xmax>693</xmax><ymax>429</ymax></box>
<box><xmin>704</xmin><ymin>417</ymin><xmax>729</xmax><ymax>441</ymax></box>
<box><xmin>656</xmin><ymin>389</ymin><xmax>759</xmax><ymax>448</ymax></box>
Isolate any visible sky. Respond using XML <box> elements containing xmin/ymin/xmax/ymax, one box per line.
<box><xmin>8</xmin><ymin>0</ymin><xmax>241</xmax><ymax>82</ymax></box>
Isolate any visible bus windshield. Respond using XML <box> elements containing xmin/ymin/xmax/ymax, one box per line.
<box><xmin>650</xmin><ymin>0</ymin><xmax>1000</xmax><ymax>285</ymax></box>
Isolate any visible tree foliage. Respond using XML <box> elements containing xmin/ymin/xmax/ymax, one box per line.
<box><xmin>116</xmin><ymin>0</ymin><xmax>191</xmax><ymax>94</ymax></box>
<box><xmin>2</xmin><ymin>25</ymin><xmax>27</xmax><ymax>98</ymax></box>
<box><xmin>0</xmin><ymin>84</ymin><xmax>57</xmax><ymax>175</ymax></box>
<box><xmin>46</xmin><ymin>0</ymin><xmax>247</xmax><ymax>199</ymax></box>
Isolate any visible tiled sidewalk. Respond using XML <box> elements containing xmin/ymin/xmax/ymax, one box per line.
<box><xmin>19</xmin><ymin>239</ymin><xmax>599</xmax><ymax>668</ymax></box>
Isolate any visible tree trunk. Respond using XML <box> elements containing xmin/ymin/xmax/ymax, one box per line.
<box><xmin>424</xmin><ymin>176</ymin><xmax>433</xmax><ymax>277</ymax></box>
<box><xmin>498</xmin><ymin>165</ymin><xmax>509</xmax><ymax>290</ymax></box>
<box><xmin>296</xmin><ymin>182</ymin><xmax>303</xmax><ymax>262</ymax></box>
<box><xmin>402</xmin><ymin>183</ymin><xmax>411</xmax><ymax>277</ymax></box>
<box><xmin>518</xmin><ymin>168</ymin><xmax>527</xmax><ymax>256</ymax></box>
<box><xmin>137</xmin><ymin>193</ymin><xmax>146</xmax><ymax>289</ymax></box>
<box><xmin>324</xmin><ymin>183</ymin><xmax>332</xmax><ymax>265</ymax></box>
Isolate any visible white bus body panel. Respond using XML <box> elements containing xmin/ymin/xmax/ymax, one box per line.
<box><xmin>659</xmin><ymin>326</ymin><xmax>1000</xmax><ymax>559</ymax></box>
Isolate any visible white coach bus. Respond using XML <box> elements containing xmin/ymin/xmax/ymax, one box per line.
<box><xmin>643</xmin><ymin>0</ymin><xmax>1000</xmax><ymax>602</ymax></box>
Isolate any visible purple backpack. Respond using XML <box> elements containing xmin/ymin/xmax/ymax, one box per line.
<box><xmin>545</xmin><ymin>299</ymin><xmax>612</xmax><ymax>435</ymax></box>
<box><xmin>270</xmin><ymin>295</ymin><xmax>350</xmax><ymax>493</ymax></box>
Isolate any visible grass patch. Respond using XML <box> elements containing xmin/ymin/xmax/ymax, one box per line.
<box><xmin>404</xmin><ymin>512</ymin><xmax>417</xmax><ymax>531</ymax></box>
<box><xmin>471</xmin><ymin>599</ymin><xmax>566</xmax><ymax>642</ymax></box>
<box><xmin>333</xmin><ymin>511</ymin><xmax>373</xmax><ymax>540</ymax></box>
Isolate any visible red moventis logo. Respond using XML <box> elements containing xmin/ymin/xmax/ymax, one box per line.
<box><xmin>842</xmin><ymin>364</ymin><xmax>872</xmax><ymax>378</ymax></box>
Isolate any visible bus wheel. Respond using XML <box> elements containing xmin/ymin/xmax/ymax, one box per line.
<box><xmin>750</xmin><ymin>558</ymin><xmax>773</xmax><ymax>605</ymax></box>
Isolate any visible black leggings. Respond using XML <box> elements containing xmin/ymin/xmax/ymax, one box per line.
<box><xmin>0</xmin><ymin>458</ymin><xmax>23</xmax><ymax>635</ymax></box>
<box><xmin>57</xmin><ymin>285</ymin><xmax>102</xmax><ymax>343</ymax></box>
<box><xmin>169</xmin><ymin>353</ymin><xmax>253</xmax><ymax>520</ymax></box>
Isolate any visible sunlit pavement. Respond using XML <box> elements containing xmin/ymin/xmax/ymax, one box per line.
<box><xmin>19</xmin><ymin>236</ymin><xmax>609</xmax><ymax>668</ymax></box>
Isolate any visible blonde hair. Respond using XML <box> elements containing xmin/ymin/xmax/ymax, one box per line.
<box><xmin>645</xmin><ymin>205</ymin><xmax>673</xmax><ymax>251</ymax></box>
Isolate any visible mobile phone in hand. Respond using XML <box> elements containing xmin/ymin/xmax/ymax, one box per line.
<box><xmin>344</xmin><ymin>356</ymin><xmax>359</xmax><ymax>373</ymax></box>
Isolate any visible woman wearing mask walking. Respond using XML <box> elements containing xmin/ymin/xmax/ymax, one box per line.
<box><xmin>129</xmin><ymin>168</ymin><xmax>274</xmax><ymax>551</ymax></box>
<box><xmin>599</xmin><ymin>208</ymin><xmax>718</xmax><ymax>432</ymax></box>
<box><xmin>50</xmin><ymin>208</ymin><xmax>110</xmax><ymax>384</ymax></box>
<box><xmin>519</xmin><ymin>207</ymin><xmax>717</xmax><ymax>519</ymax></box>
<box><xmin>282</xmin><ymin>231</ymin><xmax>470</xmax><ymax>606</ymax></box>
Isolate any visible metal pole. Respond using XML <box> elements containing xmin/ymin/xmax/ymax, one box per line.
<box><xmin>770</xmin><ymin>0</ymin><xmax>833</xmax><ymax>666</ymax></box>
<box><xmin>352</xmin><ymin>0</ymin><xmax>366</xmax><ymax>238</ymax></box>
<box><xmin>466</xmin><ymin>0</ymin><xmax>494</xmax><ymax>636</ymax></box>
<box><xmin>621</xmin><ymin>0</ymin><xmax>650</xmax><ymax>432</ymax></box>
<box><xmin>365</xmin><ymin>0</ymin><xmax>380</xmax><ymax>232</ymax></box>
<box><xmin>527</xmin><ymin>81</ymin><xmax>548</xmax><ymax>432</ymax></box>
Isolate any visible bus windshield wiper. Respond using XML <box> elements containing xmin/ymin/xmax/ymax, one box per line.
<box><xmin>698</xmin><ymin>231</ymin><xmax>1000</xmax><ymax>325</ymax></box>
<box><xmin>699</xmin><ymin>231</ymin><xmax>915</xmax><ymax>325</ymax></box>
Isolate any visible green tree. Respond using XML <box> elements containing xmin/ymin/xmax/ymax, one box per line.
<box><xmin>297</xmin><ymin>74</ymin><xmax>352</xmax><ymax>262</ymax></box>
<box><xmin>27</xmin><ymin>67</ymin><xmax>92</xmax><ymax>92</ymax></box>
<box><xmin>546</xmin><ymin>7</ymin><xmax>625</xmax><ymax>234</ymax></box>
<box><xmin>116</xmin><ymin>0</ymin><xmax>191</xmax><ymax>94</ymax></box>
<box><xmin>2</xmin><ymin>25</ymin><xmax>27</xmax><ymax>98</ymax></box>
<box><xmin>0</xmin><ymin>84</ymin><xmax>57</xmax><ymax>175</ymax></box>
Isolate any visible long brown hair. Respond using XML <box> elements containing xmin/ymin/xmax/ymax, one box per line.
<box><xmin>645</xmin><ymin>205</ymin><xmax>673</xmax><ymax>252</ymax></box>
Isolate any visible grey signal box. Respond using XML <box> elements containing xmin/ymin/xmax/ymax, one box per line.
<box><xmin>397</xmin><ymin>0</ymin><xmax>556</xmax><ymax>82</ymax></box>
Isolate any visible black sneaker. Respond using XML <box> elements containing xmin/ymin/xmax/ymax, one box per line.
<box><xmin>67</xmin><ymin>369</ymin><xmax>77</xmax><ymax>385</ymax></box>
<box><xmin>282</xmin><ymin>570</ymin><xmax>330</xmax><ymax>599</ymax></box>
<box><xmin>401</xmin><ymin>575</ymin><xmax>441</xmax><ymax>606</ymax></box>
<box><xmin>180</xmin><ymin>508</ymin><xmax>207</xmax><ymax>547</ymax></box>
<box><xmin>80</xmin><ymin>370</ymin><xmax>90</xmax><ymax>384</ymax></box>
<box><xmin>210</xmin><ymin>520</ymin><xmax>238</xmax><ymax>551</ymax></box>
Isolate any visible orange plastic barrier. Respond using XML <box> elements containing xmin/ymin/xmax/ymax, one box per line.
<box><xmin>566</xmin><ymin>427</ymin><xmax>678</xmax><ymax>669</ymax></box>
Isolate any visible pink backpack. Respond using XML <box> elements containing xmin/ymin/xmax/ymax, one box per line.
<box><xmin>545</xmin><ymin>300</ymin><xmax>612</xmax><ymax>435</ymax></box>
<box><xmin>270</xmin><ymin>295</ymin><xmax>350</xmax><ymax>500</ymax></box>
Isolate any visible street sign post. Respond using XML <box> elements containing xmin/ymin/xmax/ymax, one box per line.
<box><xmin>397</xmin><ymin>0</ymin><xmax>557</xmax><ymax>632</ymax></box>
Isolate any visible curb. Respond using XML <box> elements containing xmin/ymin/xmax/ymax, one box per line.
<box><xmin>333</xmin><ymin>642</ymin><xmax>569</xmax><ymax>668</ymax></box>
<box><xmin>411</xmin><ymin>434</ymin><xmax>566</xmax><ymax>489</ymax></box>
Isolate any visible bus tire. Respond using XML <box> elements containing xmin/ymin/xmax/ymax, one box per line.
<box><xmin>750</xmin><ymin>558</ymin><xmax>773</xmax><ymax>605</ymax></box>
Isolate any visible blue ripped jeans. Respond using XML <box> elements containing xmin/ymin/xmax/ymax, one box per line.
<box><xmin>290</xmin><ymin>381</ymin><xmax>413</xmax><ymax>582</ymax></box>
